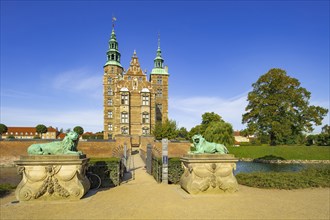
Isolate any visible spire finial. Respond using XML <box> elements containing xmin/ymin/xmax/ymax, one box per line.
<box><xmin>112</xmin><ymin>16</ymin><xmax>117</xmax><ymax>29</ymax></box>
<box><xmin>158</xmin><ymin>32</ymin><xmax>161</xmax><ymax>48</ymax></box>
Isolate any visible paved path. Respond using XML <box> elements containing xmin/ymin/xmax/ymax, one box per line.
<box><xmin>1</xmin><ymin>153</ymin><xmax>329</xmax><ymax>220</ymax></box>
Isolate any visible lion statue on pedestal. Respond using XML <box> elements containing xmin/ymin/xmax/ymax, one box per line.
<box><xmin>27</xmin><ymin>131</ymin><xmax>82</xmax><ymax>155</ymax></box>
<box><xmin>190</xmin><ymin>134</ymin><xmax>229</xmax><ymax>154</ymax></box>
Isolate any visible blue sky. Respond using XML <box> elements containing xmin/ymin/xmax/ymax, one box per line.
<box><xmin>1</xmin><ymin>0</ymin><xmax>329</xmax><ymax>133</ymax></box>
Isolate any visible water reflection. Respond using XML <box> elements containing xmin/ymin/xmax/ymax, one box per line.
<box><xmin>234</xmin><ymin>161</ymin><xmax>306</xmax><ymax>175</ymax></box>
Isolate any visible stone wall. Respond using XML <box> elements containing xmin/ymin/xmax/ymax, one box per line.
<box><xmin>0</xmin><ymin>139</ymin><xmax>191</xmax><ymax>166</ymax></box>
<box><xmin>0</xmin><ymin>141</ymin><xmax>116</xmax><ymax>166</ymax></box>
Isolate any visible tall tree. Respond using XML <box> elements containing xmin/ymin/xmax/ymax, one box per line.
<box><xmin>35</xmin><ymin>124</ymin><xmax>48</xmax><ymax>138</ymax></box>
<box><xmin>73</xmin><ymin>126</ymin><xmax>84</xmax><ymax>136</ymax></box>
<box><xmin>189</xmin><ymin>112</ymin><xmax>234</xmax><ymax>146</ymax></box>
<box><xmin>177</xmin><ymin>127</ymin><xmax>189</xmax><ymax>140</ymax></box>
<box><xmin>204</xmin><ymin>121</ymin><xmax>235</xmax><ymax>146</ymax></box>
<box><xmin>0</xmin><ymin>124</ymin><xmax>8</xmax><ymax>140</ymax></box>
<box><xmin>152</xmin><ymin>119</ymin><xmax>178</xmax><ymax>140</ymax></box>
<box><xmin>242</xmin><ymin>68</ymin><xmax>328</xmax><ymax>145</ymax></box>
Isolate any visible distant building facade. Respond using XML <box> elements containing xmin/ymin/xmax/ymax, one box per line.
<box><xmin>3</xmin><ymin>127</ymin><xmax>58</xmax><ymax>139</ymax></box>
<box><xmin>103</xmin><ymin>26</ymin><xmax>169</xmax><ymax>140</ymax></box>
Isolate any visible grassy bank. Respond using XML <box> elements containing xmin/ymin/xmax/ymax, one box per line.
<box><xmin>227</xmin><ymin>145</ymin><xmax>330</xmax><ymax>160</ymax></box>
<box><xmin>236</xmin><ymin>165</ymin><xmax>330</xmax><ymax>189</ymax></box>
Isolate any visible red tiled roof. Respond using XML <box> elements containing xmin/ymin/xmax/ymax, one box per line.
<box><xmin>7</xmin><ymin>127</ymin><xmax>36</xmax><ymax>133</ymax></box>
<box><xmin>57</xmin><ymin>133</ymin><xmax>66</xmax><ymax>139</ymax></box>
<box><xmin>6</xmin><ymin>127</ymin><xmax>57</xmax><ymax>133</ymax></box>
<box><xmin>234</xmin><ymin>131</ymin><xmax>240</xmax><ymax>136</ymax></box>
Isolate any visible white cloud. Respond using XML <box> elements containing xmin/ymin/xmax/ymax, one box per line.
<box><xmin>1</xmin><ymin>107</ymin><xmax>103</xmax><ymax>132</ymax></box>
<box><xmin>52</xmin><ymin>68</ymin><xmax>102</xmax><ymax>99</ymax></box>
<box><xmin>169</xmin><ymin>94</ymin><xmax>248</xmax><ymax>131</ymax></box>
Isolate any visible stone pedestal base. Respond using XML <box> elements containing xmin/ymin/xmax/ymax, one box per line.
<box><xmin>180</xmin><ymin>154</ymin><xmax>238</xmax><ymax>194</ymax></box>
<box><xmin>14</xmin><ymin>155</ymin><xmax>90</xmax><ymax>201</ymax></box>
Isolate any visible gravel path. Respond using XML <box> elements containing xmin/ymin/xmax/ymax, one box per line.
<box><xmin>1</xmin><ymin>153</ymin><xmax>329</xmax><ymax>220</ymax></box>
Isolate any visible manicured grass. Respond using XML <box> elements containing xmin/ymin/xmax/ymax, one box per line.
<box><xmin>0</xmin><ymin>184</ymin><xmax>16</xmax><ymax>197</ymax></box>
<box><xmin>227</xmin><ymin>145</ymin><xmax>330</xmax><ymax>160</ymax></box>
<box><xmin>236</xmin><ymin>165</ymin><xmax>330</xmax><ymax>189</ymax></box>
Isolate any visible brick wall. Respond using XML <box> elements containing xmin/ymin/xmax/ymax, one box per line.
<box><xmin>0</xmin><ymin>139</ymin><xmax>191</xmax><ymax>166</ymax></box>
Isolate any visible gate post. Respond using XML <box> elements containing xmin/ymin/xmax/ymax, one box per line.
<box><xmin>123</xmin><ymin>143</ymin><xmax>127</xmax><ymax>171</ymax></box>
<box><xmin>162</xmin><ymin>138</ymin><xmax>168</xmax><ymax>184</ymax></box>
<box><xmin>146</xmin><ymin>144</ymin><xmax>152</xmax><ymax>175</ymax></box>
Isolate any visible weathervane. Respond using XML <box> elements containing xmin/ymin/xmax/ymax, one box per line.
<box><xmin>112</xmin><ymin>15</ymin><xmax>117</xmax><ymax>29</ymax></box>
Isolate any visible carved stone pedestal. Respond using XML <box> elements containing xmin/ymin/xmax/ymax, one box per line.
<box><xmin>180</xmin><ymin>154</ymin><xmax>238</xmax><ymax>194</ymax></box>
<box><xmin>14</xmin><ymin>155</ymin><xmax>90</xmax><ymax>201</ymax></box>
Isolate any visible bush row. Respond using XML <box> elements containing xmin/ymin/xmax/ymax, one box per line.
<box><xmin>236</xmin><ymin>164</ymin><xmax>330</xmax><ymax>189</ymax></box>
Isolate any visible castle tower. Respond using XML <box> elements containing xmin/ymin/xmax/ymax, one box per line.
<box><xmin>103</xmin><ymin>25</ymin><xmax>124</xmax><ymax>139</ymax></box>
<box><xmin>150</xmin><ymin>36</ymin><xmax>169</xmax><ymax>123</ymax></box>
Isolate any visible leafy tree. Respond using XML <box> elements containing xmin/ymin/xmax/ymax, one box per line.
<box><xmin>188</xmin><ymin>125</ymin><xmax>202</xmax><ymax>141</ymax></box>
<box><xmin>177</xmin><ymin>127</ymin><xmax>189</xmax><ymax>140</ymax></box>
<box><xmin>0</xmin><ymin>124</ymin><xmax>8</xmax><ymax>139</ymax></box>
<box><xmin>152</xmin><ymin>119</ymin><xmax>178</xmax><ymax>140</ymax></box>
<box><xmin>204</xmin><ymin>121</ymin><xmax>235</xmax><ymax>146</ymax></box>
<box><xmin>189</xmin><ymin>112</ymin><xmax>235</xmax><ymax>146</ymax></box>
<box><xmin>321</xmin><ymin>125</ymin><xmax>330</xmax><ymax>135</ymax></box>
<box><xmin>35</xmin><ymin>124</ymin><xmax>48</xmax><ymax>138</ymax></box>
<box><xmin>242</xmin><ymin>68</ymin><xmax>328</xmax><ymax>145</ymax></box>
<box><xmin>73</xmin><ymin>126</ymin><xmax>84</xmax><ymax>136</ymax></box>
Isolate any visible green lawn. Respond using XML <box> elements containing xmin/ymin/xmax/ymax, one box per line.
<box><xmin>227</xmin><ymin>145</ymin><xmax>330</xmax><ymax>160</ymax></box>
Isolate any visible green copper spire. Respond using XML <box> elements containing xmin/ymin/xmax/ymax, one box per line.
<box><xmin>151</xmin><ymin>34</ymin><xmax>168</xmax><ymax>75</ymax></box>
<box><xmin>104</xmin><ymin>19</ymin><xmax>122</xmax><ymax>68</ymax></box>
<box><xmin>154</xmin><ymin>34</ymin><xmax>164</xmax><ymax>68</ymax></box>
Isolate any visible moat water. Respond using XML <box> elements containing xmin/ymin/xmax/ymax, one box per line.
<box><xmin>234</xmin><ymin>161</ymin><xmax>305</xmax><ymax>175</ymax></box>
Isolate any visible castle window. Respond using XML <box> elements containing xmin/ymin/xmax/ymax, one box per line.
<box><xmin>111</xmin><ymin>54</ymin><xmax>114</xmax><ymax>60</ymax></box>
<box><xmin>108</xmin><ymin>111</ymin><xmax>113</xmax><ymax>118</ymax></box>
<box><xmin>108</xmin><ymin>99</ymin><xmax>113</xmax><ymax>106</ymax></box>
<box><xmin>157</xmin><ymin>89</ymin><xmax>163</xmax><ymax>97</ymax></box>
<box><xmin>142</xmin><ymin>112</ymin><xmax>149</xmax><ymax>124</ymax></box>
<box><xmin>156</xmin><ymin>104</ymin><xmax>163</xmax><ymax>121</ymax></box>
<box><xmin>111</xmin><ymin>67</ymin><xmax>114</xmax><ymax>73</ymax></box>
<box><xmin>121</xmin><ymin>127</ymin><xmax>129</xmax><ymax>135</ymax></box>
<box><xmin>108</xmin><ymin>88</ymin><xmax>113</xmax><ymax>96</ymax></box>
<box><xmin>157</xmin><ymin>76</ymin><xmax>162</xmax><ymax>85</ymax></box>
<box><xmin>121</xmin><ymin>112</ymin><xmax>129</xmax><ymax>123</ymax></box>
<box><xmin>142</xmin><ymin>94</ymin><xmax>149</xmax><ymax>105</ymax></box>
<box><xmin>142</xmin><ymin>127</ymin><xmax>149</xmax><ymax>135</ymax></box>
<box><xmin>121</xmin><ymin>94</ymin><xmax>129</xmax><ymax>105</ymax></box>
<box><xmin>108</xmin><ymin>124</ymin><xmax>113</xmax><ymax>131</ymax></box>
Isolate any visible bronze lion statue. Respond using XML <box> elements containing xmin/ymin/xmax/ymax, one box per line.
<box><xmin>190</xmin><ymin>134</ymin><xmax>229</xmax><ymax>154</ymax></box>
<box><xmin>27</xmin><ymin>131</ymin><xmax>82</xmax><ymax>155</ymax></box>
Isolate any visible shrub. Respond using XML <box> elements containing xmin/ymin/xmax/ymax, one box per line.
<box><xmin>168</xmin><ymin>158</ymin><xmax>184</xmax><ymax>184</ymax></box>
<box><xmin>88</xmin><ymin>158</ymin><xmax>121</xmax><ymax>187</ymax></box>
<box><xmin>236</xmin><ymin>164</ymin><xmax>330</xmax><ymax>189</ymax></box>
